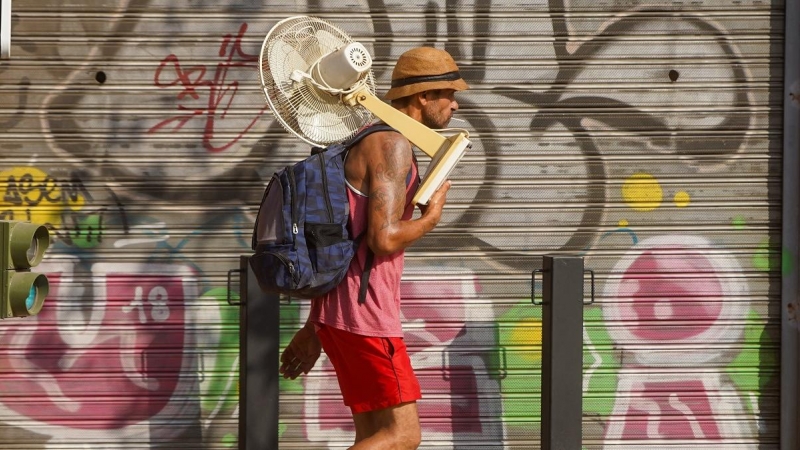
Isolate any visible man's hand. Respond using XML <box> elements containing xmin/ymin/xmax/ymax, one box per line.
<box><xmin>279</xmin><ymin>323</ymin><xmax>321</xmax><ymax>380</ymax></box>
<box><xmin>418</xmin><ymin>179</ymin><xmax>451</xmax><ymax>225</ymax></box>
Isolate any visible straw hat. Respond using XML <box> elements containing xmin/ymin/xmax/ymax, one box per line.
<box><xmin>384</xmin><ymin>47</ymin><xmax>469</xmax><ymax>101</ymax></box>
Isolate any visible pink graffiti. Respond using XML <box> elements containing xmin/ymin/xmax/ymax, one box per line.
<box><xmin>603</xmin><ymin>237</ymin><xmax>746</xmax><ymax>446</ymax></box>
<box><xmin>149</xmin><ymin>22</ymin><xmax>267</xmax><ymax>153</ymax></box>
<box><xmin>617</xmin><ymin>247</ymin><xmax>723</xmax><ymax>341</ymax></box>
<box><xmin>620</xmin><ymin>380</ymin><xmax>721</xmax><ymax>440</ymax></box>
<box><xmin>0</xmin><ymin>270</ymin><xmax>189</xmax><ymax>430</ymax></box>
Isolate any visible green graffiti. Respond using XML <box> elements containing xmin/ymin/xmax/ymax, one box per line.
<box><xmin>753</xmin><ymin>239</ymin><xmax>780</xmax><ymax>272</ymax></box>
<box><xmin>279</xmin><ymin>301</ymin><xmax>305</xmax><ymax>394</ymax></box>
<box><xmin>200</xmin><ymin>288</ymin><xmax>241</xmax><ymax>414</ymax></box>
<box><xmin>68</xmin><ymin>214</ymin><xmax>104</xmax><ymax>249</ymax></box>
<box><xmin>752</xmin><ymin>240</ymin><xmax>793</xmax><ymax>274</ymax></box>
<box><xmin>725</xmin><ymin>309</ymin><xmax>778</xmax><ymax>414</ymax></box>
<box><xmin>582</xmin><ymin>307</ymin><xmax>621</xmax><ymax>418</ymax></box>
<box><xmin>496</xmin><ymin>301</ymin><xmax>543</xmax><ymax>421</ymax></box>
<box><xmin>731</xmin><ymin>215</ymin><xmax>747</xmax><ymax>230</ymax></box>
<box><xmin>496</xmin><ymin>301</ymin><xmax>622</xmax><ymax>425</ymax></box>
<box><xmin>222</xmin><ymin>432</ymin><xmax>237</xmax><ymax>447</ymax></box>
<box><xmin>279</xmin><ymin>422</ymin><xmax>287</xmax><ymax>438</ymax></box>
<box><xmin>783</xmin><ymin>247</ymin><xmax>795</xmax><ymax>276</ymax></box>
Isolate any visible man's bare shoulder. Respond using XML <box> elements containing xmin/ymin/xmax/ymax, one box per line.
<box><xmin>345</xmin><ymin>129</ymin><xmax>411</xmax><ymax>192</ymax></box>
<box><xmin>356</xmin><ymin>130</ymin><xmax>412</xmax><ymax>163</ymax></box>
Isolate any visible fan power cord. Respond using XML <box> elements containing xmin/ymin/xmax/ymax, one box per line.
<box><xmin>434</xmin><ymin>127</ymin><xmax>471</xmax><ymax>138</ymax></box>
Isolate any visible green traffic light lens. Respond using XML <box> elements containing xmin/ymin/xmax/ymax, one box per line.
<box><xmin>8</xmin><ymin>272</ymin><xmax>48</xmax><ymax>317</ymax></box>
<box><xmin>26</xmin><ymin>286</ymin><xmax>36</xmax><ymax>310</ymax></box>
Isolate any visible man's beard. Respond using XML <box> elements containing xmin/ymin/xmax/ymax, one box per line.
<box><xmin>421</xmin><ymin>107</ymin><xmax>450</xmax><ymax>129</ymax></box>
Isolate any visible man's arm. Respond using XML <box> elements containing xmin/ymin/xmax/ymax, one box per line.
<box><xmin>279</xmin><ymin>319</ymin><xmax>320</xmax><ymax>379</ymax></box>
<box><xmin>364</xmin><ymin>132</ymin><xmax>450</xmax><ymax>256</ymax></box>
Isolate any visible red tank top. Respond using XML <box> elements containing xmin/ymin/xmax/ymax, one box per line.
<box><xmin>308</xmin><ymin>149</ymin><xmax>420</xmax><ymax>337</ymax></box>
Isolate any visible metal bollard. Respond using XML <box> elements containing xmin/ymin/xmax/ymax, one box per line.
<box><xmin>230</xmin><ymin>256</ymin><xmax>280</xmax><ymax>450</ymax></box>
<box><xmin>532</xmin><ymin>255</ymin><xmax>594</xmax><ymax>450</ymax></box>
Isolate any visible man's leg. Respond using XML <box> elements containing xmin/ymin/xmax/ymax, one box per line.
<box><xmin>352</xmin><ymin>413</ymin><xmax>371</xmax><ymax>444</ymax></box>
<box><xmin>350</xmin><ymin>401</ymin><xmax>421</xmax><ymax>450</ymax></box>
<box><xmin>315</xmin><ymin>325</ymin><xmax>422</xmax><ymax>448</ymax></box>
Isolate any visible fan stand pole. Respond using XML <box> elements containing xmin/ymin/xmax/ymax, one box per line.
<box><xmin>344</xmin><ymin>88</ymin><xmax>448</xmax><ymax>158</ymax></box>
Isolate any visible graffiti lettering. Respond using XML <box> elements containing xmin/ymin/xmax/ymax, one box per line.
<box><xmin>2</xmin><ymin>171</ymin><xmax>90</xmax><ymax>208</ymax></box>
<box><xmin>1</xmin><ymin>168</ymin><xmax>91</xmax><ymax>229</ymax></box>
<box><xmin>3</xmin><ymin>174</ymin><xmax>58</xmax><ymax>207</ymax></box>
<box><xmin>123</xmin><ymin>285</ymin><xmax>171</xmax><ymax>324</ymax></box>
<box><xmin>149</xmin><ymin>22</ymin><xmax>267</xmax><ymax>153</ymax></box>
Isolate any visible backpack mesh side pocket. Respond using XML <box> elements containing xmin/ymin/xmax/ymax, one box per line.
<box><xmin>253</xmin><ymin>176</ymin><xmax>285</xmax><ymax>249</ymax></box>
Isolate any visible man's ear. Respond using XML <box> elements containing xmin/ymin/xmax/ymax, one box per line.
<box><xmin>414</xmin><ymin>91</ymin><xmax>429</xmax><ymax>106</ymax></box>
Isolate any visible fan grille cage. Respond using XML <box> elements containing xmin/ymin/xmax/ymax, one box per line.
<box><xmin>259</xmin><ymin>16</ymin><xmax>376</xmax><ymax>147</ymax></box>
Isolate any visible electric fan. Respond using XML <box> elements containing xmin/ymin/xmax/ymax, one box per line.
<box><xmin>258</xmin><ymin>15</ymin><xmax>472</xmax><ymax>205</ymax></box>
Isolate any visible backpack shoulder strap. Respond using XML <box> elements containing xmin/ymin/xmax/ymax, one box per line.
<box><xmin>345</xmin><ymin>123</ymin><xmax>398</xmax><ymax>149</ymax></box>
<box><xmin>319</xmin><ymin>124</ymin><xmax>396</xmax><ymax>159</ymax></box>
<box><xmin>358</xmin><ymin>250</ymin><xmax>374</xmax><ymax>304</ymax></box>
<box><xmin>348</xmin><ymin>124</ymin><xmax>397</xmax><ymax>305</ymax></box>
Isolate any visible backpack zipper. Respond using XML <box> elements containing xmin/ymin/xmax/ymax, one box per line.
<box><xmin>286</xmin><ymin>166</ymin><xmax>299</xmax><ymax>249</ymax></box>
<box><xmin>317</xmin><ymin>152</ymin><xmax>334</xmax><ymax>222</ymax></box>
<box><xmin>268</xmin><ymin>251</ymin><xmax>297</xmax><ymax>286</ymax></box>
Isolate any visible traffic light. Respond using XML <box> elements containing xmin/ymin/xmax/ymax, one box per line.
<box><xmin>1</xmin><ymin>220</ymin><xmax>50</xmax><ymax>319</ymax></box>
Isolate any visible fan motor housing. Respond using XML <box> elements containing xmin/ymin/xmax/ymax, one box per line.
<box><xmin>314</xmin><ymin>42</ymin><xmax>373</xmax><ymax>90</ymax></box>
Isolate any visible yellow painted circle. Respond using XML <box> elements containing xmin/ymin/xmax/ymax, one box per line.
<box><xmin>507</xmin><ymin>320</ymin><xmax>542</xmax><ymax>362</ymax></box>
<box><xmin>622</xmin><ymin>173</ymin><xmax>662</xmax><ymax>212</ymax></box>
<box><xmin>674</xmin><ymin>191</ymin><xmax>691</xmax><ymax>207</ymax></box>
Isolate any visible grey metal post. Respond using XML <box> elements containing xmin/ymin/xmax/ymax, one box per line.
<box><xmin>0</xmin><ymin>0</ymin><xmax>11</xmax><ymax>59</ymax></box>
<box><xmin>237</xmin><ymin>256</ymin><xmax>280</xmax><ymax>450</ymax></box>
<box><xmin>782</xmin><ymin>0</ymin><xmax>800</xmax><ymax>448</ymax></box>
<box><xmin>538</xmin><ymin>255</ymin><xmax>584</xmax><ymax>450</ymax></box>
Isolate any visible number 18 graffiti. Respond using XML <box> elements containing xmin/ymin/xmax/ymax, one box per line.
<box><xmin>123</xmin><ymin>285</ymin><xmax>171</xmax><ymax>324</ymax></box>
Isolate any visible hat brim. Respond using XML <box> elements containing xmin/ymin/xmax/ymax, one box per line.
<box><xmin>384</xmin><ymin>78</ymin><xmax>469</xmax><ymax>101</ymax></box>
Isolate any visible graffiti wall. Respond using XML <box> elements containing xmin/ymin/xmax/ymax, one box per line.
<box><xmin>0</xmin><ymin>0</ymin><xmax>785</xmax><ymax>448</ymax></box>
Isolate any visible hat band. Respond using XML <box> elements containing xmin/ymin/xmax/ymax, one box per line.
<box><xmin>390</xmin><ymin>71</ymin><xmax>462</xmax><ymax>88</ymax></box>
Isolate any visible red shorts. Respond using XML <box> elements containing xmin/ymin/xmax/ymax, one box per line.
<box><xmin>315</xmin><ymin>324</ymin><xmax>422</xmax><ymax>414</ymax></box>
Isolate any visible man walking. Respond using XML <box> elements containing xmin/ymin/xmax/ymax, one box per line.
<box><xmin>280</xmin><ymin>46</ymin><xmax>469</xmax><ymax>450</ymax></box>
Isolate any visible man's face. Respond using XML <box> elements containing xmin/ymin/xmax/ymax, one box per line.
<box><xmin>420</xmin><ymin>89</ymin><xmax>459</xmax><ymax>129</ymax></box>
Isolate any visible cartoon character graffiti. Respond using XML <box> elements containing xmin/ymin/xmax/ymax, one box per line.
<box><xmin>602</xmin><ymin>235</ymin><xmax>756</xmax><ymax>446</ymax></box>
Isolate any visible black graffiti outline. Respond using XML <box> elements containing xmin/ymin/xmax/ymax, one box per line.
<box><xmin>541</xmin><ymin>4</ymin><xmax>754</xmax><ymax>159</ymax></box>
<box><xmin>0</xmin><ymin>78</ymin><xmax>30</xmax><ymax>130</ymax></box>
<box><xmin>490</xmin><ymin>6</ymin><xmax>756</xmax><ymax>258</ymax></box>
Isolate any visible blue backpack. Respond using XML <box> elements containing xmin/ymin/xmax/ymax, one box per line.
<box><xmin>249</xmin><ymin>124</ymin><xmax>395</xmax><ymax>302</ymax></box>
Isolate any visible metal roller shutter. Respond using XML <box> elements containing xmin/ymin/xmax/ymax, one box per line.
<box><xmin>0</xmin><ymin>1</ymin><xmax>784</xmax><ymax>449</ymax></box>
